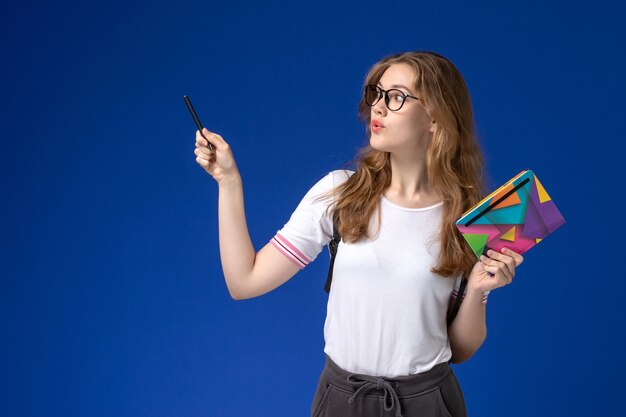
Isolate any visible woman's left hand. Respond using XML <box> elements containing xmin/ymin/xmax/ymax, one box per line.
<box><xmin>467</xmin><ymin>248</ymin><xmax>524</xmax><ymax>293</ymax></box>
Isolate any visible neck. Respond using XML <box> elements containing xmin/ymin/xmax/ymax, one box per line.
<box><xmin>384</xmin><ymin>152</ymin><xmax>441</xmax><ymax>206</ymax></box>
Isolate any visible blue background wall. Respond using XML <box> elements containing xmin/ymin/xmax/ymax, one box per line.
<box><xmin>2</xmin><ymin>0</ymin><xmax>624</xmax><ymax>416</ymax></box>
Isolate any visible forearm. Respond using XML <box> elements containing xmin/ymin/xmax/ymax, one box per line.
<box><xmin>217</xmin><ymin>174</ymin><xmax>256</xmax><ymax>298</ymax></box>
<box><xmin>448</xmin><ymin>287</ymin><xmax>487</xmax><ymax>363</ymax></box>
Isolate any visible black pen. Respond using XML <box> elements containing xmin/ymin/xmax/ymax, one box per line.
<box><xmin>184</xmin><ymin>95</ymin><xmax>214</xmax><ymax>152</ymax></box>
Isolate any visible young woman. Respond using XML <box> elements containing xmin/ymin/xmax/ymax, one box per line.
<box><xmin>194</xmin><ymin>51</ymin><xmax>524</xmax><ymax>417</ymax></box>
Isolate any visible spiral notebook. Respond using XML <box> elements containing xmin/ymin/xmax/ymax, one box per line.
<box><xmin>456</xmin><ymin>170</ymin><xmax>565</xmax><ymax>258</ymax></box>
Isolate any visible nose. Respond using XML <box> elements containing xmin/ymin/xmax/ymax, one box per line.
<box><xmin>372</xmin><ymin>95</ymin><xmax>387</xmax><ymax>116</ymax></box>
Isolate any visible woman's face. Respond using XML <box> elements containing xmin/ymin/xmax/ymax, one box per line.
<box><xmin>369</xmin><ymin>63</ymin><xmax>436</xmax><ymax>156</ymax></box>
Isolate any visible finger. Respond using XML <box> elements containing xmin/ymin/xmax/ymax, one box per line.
<box><xmin>196</xmin><ymin>155</ymin><xmax>211</xmax><ymax>167</ymax></box>
<box><xmin>502</xmin><ymin>247</ymin><xmax>524</xmax><ymax>266</ymax></box>
<box><xmin>480</xmin><ymin>256</ymin><xmax>513</xmax><ymax>281</ymax></box>
<box><xmin>481</xmin><ymin>263</ymin><xmax>512</xmax><ymax>286</ymax></box>
<box><xmin>202</xmin><ymin>128</ymin><xmax>228</xmax><ymax>150</ymax></box>
<box><xmin>196</xmin><ymin>130</ymin><xmax>217</xmax><ymax>152</ymax></box>
<box><xmin>195</xmin><ymin>146</ymin><xmax>213</xmax><ymax>158</ymax></box>
<box><xmin>195</xmin><ymin>134</ymin><xmax>208</xmax><ymax>147</ymax></box>
<box><xmin>481</xmin><ymin>254</ymin><xmax>511</xmax><ymax>277</ymax></box>
<box><xmin>196</xmin><ymin>132</ymin><xmax>211</xmax><ymax>152</ymax></box>
<box><xmin>486</xmin><ymin>249</ymin><xmax>515</xmax><ymax>277</ymax></box>
<box><xmin>196</xmin><ymin>156</ymin><xmax>211</xmax><ymax>168</ymax></box>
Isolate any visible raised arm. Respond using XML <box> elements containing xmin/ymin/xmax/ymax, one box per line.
<box><xmin>194</xmin><ymin>128</ymin><xmax>300</xmax><ymax>300</ymax></box>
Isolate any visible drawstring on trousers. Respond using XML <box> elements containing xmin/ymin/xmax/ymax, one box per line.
<box><xmin>346</xmin><ymin>373</ymin><xmax>403</xmax><ymax>417</ymax></box>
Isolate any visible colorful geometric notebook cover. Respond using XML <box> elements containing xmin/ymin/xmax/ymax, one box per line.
<box><xmin>456</xmin><ymin>170</ymin><xmax>565</xmax><ymax>259</ymax></box>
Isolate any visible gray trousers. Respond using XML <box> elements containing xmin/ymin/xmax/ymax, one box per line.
<box><xmin>311</xmin><ymin>355</ymin><xmax>468</xmax><ymax>417</ymax></box>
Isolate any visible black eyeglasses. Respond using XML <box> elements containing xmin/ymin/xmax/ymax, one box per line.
<box><xmin>364</xmin><ymin>85</ymin><xmax>420</xmax><ymax>111</ymax></box>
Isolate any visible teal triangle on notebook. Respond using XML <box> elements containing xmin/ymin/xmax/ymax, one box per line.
<box><xmin>482</xmin><ymin>200</ymin><xmax>529</xmax><ymax>225</ymax></box>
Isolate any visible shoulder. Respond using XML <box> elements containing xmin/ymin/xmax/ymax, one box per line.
<box><xmin>329</xmin><ymin>169</ymin><xmax>354</xmax><ymax>187</ymax></box>
<box><xmin>307</xmin><ymin>169</ymin><xmax>354</xmax><ymax>195</ymax></box>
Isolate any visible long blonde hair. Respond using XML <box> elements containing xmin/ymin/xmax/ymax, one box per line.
<box><xmin>323</xmin><ymin>51</ymin><xmax>487</xmax><ymax>278</ymax></box>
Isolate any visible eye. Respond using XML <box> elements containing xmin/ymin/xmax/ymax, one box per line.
<box><xmin>388</xmin><ymin>90</ymin><xmax>405</xmax><ymax>103</ymax></box>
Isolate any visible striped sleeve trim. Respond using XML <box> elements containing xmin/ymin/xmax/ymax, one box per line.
<box><xmin>270</xmin><ymin>233</ymin><xmax>312</xmax><ymax>269</ymax></box>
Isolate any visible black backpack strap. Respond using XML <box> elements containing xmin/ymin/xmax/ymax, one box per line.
<box><xmin>447</xmin><ymin>276</ymin><xmax>468</xmax><ymax>326</ymax></box>
<box><xmin>324</xmin><ymin>212</ymin><xmax>341</xmax><ymax>293</ymax></box>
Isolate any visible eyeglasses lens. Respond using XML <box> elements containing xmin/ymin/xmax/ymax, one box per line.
<box><xmin>365</xmin><ymin>86</ymin><xmax>381</xmax><ymax>106</ymax></box>
<box><xmin>365</xmin><ymin>86</ymin><xmax>405</xmax><ymax>111</ymax></box>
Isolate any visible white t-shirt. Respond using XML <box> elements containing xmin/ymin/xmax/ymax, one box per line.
<box><xmin>271</xmin><ymin>170</ymin><xmax>473</xmax><ymax>377</ymax></box>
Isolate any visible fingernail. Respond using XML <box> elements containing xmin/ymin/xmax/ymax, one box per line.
<box><xmin>487</xmin><ymin>250</ymin><xmax>494</xmax><ymax>256</ymax></box>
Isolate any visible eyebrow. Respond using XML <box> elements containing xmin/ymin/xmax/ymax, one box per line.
<box><xmin>377</xmin><ymin>83</ymin><xmax>414</xmax><ymax>93</ymax></box>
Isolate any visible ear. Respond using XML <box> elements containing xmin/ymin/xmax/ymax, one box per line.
<box><xmin>429</xmin><ymin>119</ymin><xmax>437</xmax><ymax>134</ymax></box>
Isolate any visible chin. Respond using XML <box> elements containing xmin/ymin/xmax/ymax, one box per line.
<box><xmin>369</xmin><ymin>135</ymin><xmax>390</xmax><ymax>152</ymax></box>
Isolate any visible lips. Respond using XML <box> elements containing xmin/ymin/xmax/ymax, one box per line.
<box><xmin>371</xmin><ymin>119</ymin><xmax>384</xmax><ymax>133</ymax></box>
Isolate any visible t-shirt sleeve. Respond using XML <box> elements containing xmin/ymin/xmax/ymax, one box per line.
<box><xmin>270</xmin><ymin>170</ymin><xmax>351</xmax><ymax>269</ymax></box>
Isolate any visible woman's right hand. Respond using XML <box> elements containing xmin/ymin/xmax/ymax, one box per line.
<box><xmin>194</xmin><ymin>128</ymin><xmax>239</xmax><ymax>185</ymax></box>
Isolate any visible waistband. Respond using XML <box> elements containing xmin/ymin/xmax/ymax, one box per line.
<box><xmin>321</xmin><ymin>354</ymin><xmax>453</xmax><ymax>417</ymax></box>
